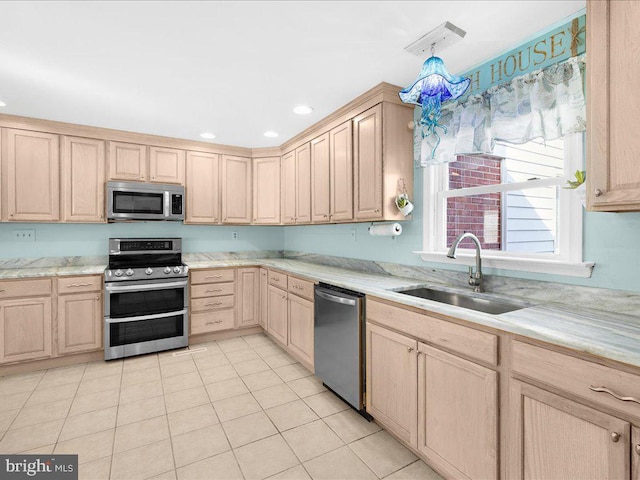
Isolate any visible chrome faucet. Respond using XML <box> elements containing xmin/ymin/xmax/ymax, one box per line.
<box><xmin>447</xmin><ymin>232</ymin><xmax>484</xmax><ymax>293</ymax></box>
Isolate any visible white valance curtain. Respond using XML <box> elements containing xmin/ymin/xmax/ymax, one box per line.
<box><xmin>417</xmin><ymin>55</ymin><xmax>586</xmax><ymax>166</ymax></box>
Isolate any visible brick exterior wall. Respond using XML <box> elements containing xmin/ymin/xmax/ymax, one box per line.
<box><xmin>447</xmin><ymin>155</ymin><xmax>502</xmax><ymax>250</ymax></box>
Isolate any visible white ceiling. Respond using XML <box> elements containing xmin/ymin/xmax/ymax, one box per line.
<box><xmin>0</xmin><ymin>1</ymin><xmax>585</xmax><ymax>148</ymax></box>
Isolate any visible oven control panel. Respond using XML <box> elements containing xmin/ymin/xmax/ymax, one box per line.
<box><xmin>105</xmin><ymin>265</ymin><xmax>188</xmax><ymax>282</ymax></box>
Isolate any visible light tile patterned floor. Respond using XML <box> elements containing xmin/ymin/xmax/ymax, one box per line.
<box><xmin>0</xmin><ymin>333</ymin><xmax>444</xmax><ymax>480</ymax></box>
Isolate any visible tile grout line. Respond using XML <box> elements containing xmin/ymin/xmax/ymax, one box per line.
<box><xmin>47</xmin><ymin>363</ymin><xmax>87</xmax><ymax>455</ymax></box>
<box><xmin>1</xmin><ymin>369</ymin><xmax>48</xmax><ymax>440</ymax></box>
<box><xmin>156</xmin><ymin>352</ymin><xmax>179</xmax><ymax>480</ymax></box>
<box><xmin>108</xmin><ymin>357</ymin><xmax>125</xmax><ymax>480</ymax></box>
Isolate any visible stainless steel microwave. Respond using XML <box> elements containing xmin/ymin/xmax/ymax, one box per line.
<box><xmin>107</xmin><ymin>181</ymin><xmax>184</xmax><ymax>221</ymax></box>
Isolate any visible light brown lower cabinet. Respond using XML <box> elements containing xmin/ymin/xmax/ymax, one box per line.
<box><xmin>267</xmin><ymin>284</ymin><xmax>288</xmax><ymax>345</ymax></box>
<box><xmin>633</xmin><ymin>426</ymin><xmax>640</xmax><ymax>480</ymax></box>
<box><xmin>366</xmin><ymin>322</ymin><xmax>418</xmax><ymax>447</ymax></box>
<box><xmin>57</xmin><ymin>292</ymin><xmax>102</xmax><ymax>355</ymax></box>
<box><xmin>236</xmin><ymin>267</ymin><xmax>260</xmax><ymax>328</ymax></box>
<box><xmin>418</xmin><ymin>343</ymin><xmax>498</xmax><ymax>480</ymax></box>
<box><xmin>287</xmin><ymin>293</ymin><xmax>314</xmax><ymax>367</ymax></box>
<box><xmin>0</xmin><ymin>297</ymin><xmax>52</xmax><ymax>364</ymax></box>
<box><xmin>259</xmin><ymin>268</ymin><xmax>268</xmax><ymax>328</ymax></box>
<box><xmin>509</xmin><ymin>379</ymin><xmax>632</xmax><ymax>480</ymax></box>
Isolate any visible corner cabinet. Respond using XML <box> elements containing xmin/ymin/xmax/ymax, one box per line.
<box><xmin>354</xmin><ymin>103</ymin><xmax>413</xmax><ymax>221</ymax></box>
<box><xmin>253</xmin><ymin>157</ymin><xmax>281</xmax><ymax>224</ymax></box>
<box><xmin>61</xmin><ymin>136</ymin><xmax>106</xmax><ymax>223</ymax></box>
<box><xmin>4</xmin><ymin>129</ymin><xmax>60</xmax><ymax>222</ymax></box>
<box><xmin>221</xmin><ymin>155</ymin><xmax>252</xmax><ymax>224</ymax></box>
<box><xmin>587</xmin><ymin>0</ymin><xmax>640</xmax><ymax>211</ymax></box>
<box><xmin>185</xmin><ymin>151</ymin><xmax>220</xmax><ymax>224</ymax></box>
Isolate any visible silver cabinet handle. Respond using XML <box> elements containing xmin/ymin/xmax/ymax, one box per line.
<box><xmin>635</xmin><ymin>444</ymin><xmax>640</xmax><ymax>455</ymax></box>
<box><xmin>67</xmin><ymin>283</ymin><xmax>92</xmax><ymax>288</ymax></box>
<box><xmin>611</xmin><ymin>432</ymin><xmax>620</xmax><ymax>443</ymax></box>
<box><xmin>205</xmin><ymin>275</ymin><xmax>223</xmax><ymax>279</ymax></box>
<box><xmin>205</xmin><ymin>320</ymin><xmax>223</xmax><ymax>325</ymax></box>
<box><xmin>407</xmin><ymin>347</ymin><xmax>413</xmax><ymax>352</ymax></box>
<box><xmin>0</xmin><ymin>290</ymin><xmax>5</xmax><ymax>293</ymax></box>
<box><xmin>594</xmin><ymin>189</ymin><xmax>603</xmax><ymax>197</ymax></box>
<box><xmin>589</xmin><ymin>386</ymin><xmax>640</xmax><ymax>405</ymax></box>
<box><xmin>205</xmin><ymin>302</ymin><xmax>222</xmax><ymax>307</ymax></box>
<box><xmin>206</xmin><ymin>289</ymin><xmax>223</xmax><ymax>293</ymax></box>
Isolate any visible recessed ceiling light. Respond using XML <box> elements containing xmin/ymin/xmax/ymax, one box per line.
<box><xmin>263</xmin><ymin>131</ymin><xmax>279</xmax><ymax>138</ymax></box>
<box><xmin>200</xmin><ymin>132</ymin><xmax>216</xmax><ymax>139</ymax></box>
<box><xmin>293</xmin><ymin>105</ymin><xmax>314</xmax><ymax>115</ymax></box>
<box><xmin>0</xmin><ymin>101</ymin><xmax>6</xmax><ymax>107</ymax></box>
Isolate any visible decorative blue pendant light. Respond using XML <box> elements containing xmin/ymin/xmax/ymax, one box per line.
<box><xmin>400</xmin><ymin>48</ymin><xmax>470</xmax><ymax>159</ymax></box>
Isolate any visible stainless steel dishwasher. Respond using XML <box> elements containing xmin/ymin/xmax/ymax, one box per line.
<box><xmin>314</xmin><ymin>283</ymin><xmax>367</xmax><ymax>414</ymax></box>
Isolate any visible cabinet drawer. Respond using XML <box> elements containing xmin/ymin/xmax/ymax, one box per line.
<box><xmin>0</xmin><ymin>278</ymin><xmax>52</xmax><ymax>299</ymax></box>
<box><xmin>191</xmin><ymin>309</ymin><xmax>235</xmax><ymax>335</ymax></box>
<box><xmin>268</xmin><ymin>271</ymin><xmax>288</xmax><ymax>289</ymax></box>
<box><xmin>191</xmin><ymin>282</ymin><xmax>235</xmax><ymax>299</ymax></box>
<box><xmin>288</xmin><ymin>276</ymin><xmax>314</xmax><ymax>301</ymax></box>
<box><xmin>191</xmin><ymin>269</ymin><xmax>235</xmax><ymax>285</ymax></box>
<box><xmin>512</xmin><ymin>340</ymin><xmax>640</xmax><ymax>419</ymax></box>
<box><xmin>191</xmin><ymin>295</ymin><xmax>234</xmax><ymax>312</ymax></box>
<box><xmin>57</xmin><ymin>275</ymin><xmax>102</xmax><ymax>294</ymax></box>
<box><xmin>367</xmin><ymin>299</ymin><xmax>498</xmax><ymax>366</ymax></box>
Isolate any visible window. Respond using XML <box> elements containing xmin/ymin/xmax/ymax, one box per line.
<box><xmin>419</xmin><ymin>133</ymin><xmax>593</xmax><ymax>277</ymax></box>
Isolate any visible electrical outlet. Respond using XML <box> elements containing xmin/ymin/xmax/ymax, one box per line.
<box><xmin>14</xmin><ymin>230</ymin><xmax>36</xmax><ymax>242</ymax></box>
<box><xmin>231</xmin><ymin>232</ymin><xmax>238</xmax><ymax>240</ymax></box>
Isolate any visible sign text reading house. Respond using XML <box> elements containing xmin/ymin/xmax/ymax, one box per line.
<box><xmin>464</xmin><ymin>14</ymin><xmax>586</xmax><ymax>95</ymax></box>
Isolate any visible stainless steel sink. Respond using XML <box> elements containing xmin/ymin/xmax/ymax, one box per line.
<box><xmin>396</xmin><ymin>287</ymin><xmax>525</xmax><ymax>315</ymax></box>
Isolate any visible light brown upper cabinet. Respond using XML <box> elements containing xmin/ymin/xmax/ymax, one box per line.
<box><xmin>185</xmin><ymin>151</ymin><xmax>220</xmax><ymax>224</ymax></box>
<box><xmin>108</xmin><ymin>141</ymin><xmax>147</xmax><ymax>181</ymax></box>
<box><xmin>295</xmin><ymin>143</ymin><xmax>312</xmax><ymax>223</ymax></box>
<box><xmin>354</xmin><ymin>105</ymin><xmax>383</xmax><ymax>220</ymax></box>
<box><xmin>221</xmin><ymin>155</ymin><xmax>252</xmax><ymax>224</ymax></box>
<box><xmin>61</xmin><ymin>136</ymin><xmax>106</xmax><ymax>223</ymax></box>
<box><xmin>354</xmin><ymin>103</ymin><xmax>414</xmax><ymax>221</ymax></box>
<box><xmin>4</xmin><ymin>129</ymin><xmax>60</xmax><ymax>222</ymax></box>
<box><xmin>253</xmin><ymin>157</ymin><xmax>281</xmax><ymax>224</ymax></box>
<box><xmin>587</xmin><ymin>0</ymin><xmax>640</xmax><ymax>211</ymax></box>
<box><xmin>149</xmin><ymin>146</ymin><xmax>185</xmax><ymax>185</ymax></box>
<box><xmin>329</xmin><ymin>121</ymin><xmax>353</xmax><ymax>222</ymax></box>
<box><xmin>311</xmin><ymin>132</ymin><xmax>330</xmax><ymax>223</ymax></box>
<box><xmin>281</xmin><ymin>150</ymin><xmax>296</xmax><ymax>224</ymax></box>
<box><xmin>281</xmin><ymin>144</ymin><xmax>311</xmax><ymax>225</ymax></box>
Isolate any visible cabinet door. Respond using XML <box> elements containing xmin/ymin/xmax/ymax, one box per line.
<box><xmin>236</xmin><ymin>268</ymin><xmax>260</xmax><ymax>328</ymax></box>
<box><xmin>5</xmin><ymin>129</ymin><xmax>60</xmax><ymax>221</ymax></box>
<box><xmin>221</xmin><ymin>155</ymin><xmax>252</xmax><ymax>224</ymax></box>
<box><xmin>57</xmin><ymin>292</ymin><xmax>102</xmax><ymax>355</ymax></box>
<box><xmin>0</xmin><ymin>297</ymin><xmax>52</xmax><ymax>364</ymax></box>
<box><xmin>508</xmin><ymin>380</ymin><xmax>630</xmax><ymax>480</ymax></box>
<box><xmin>588</xmin><ymin>1</ymin><xmax>640</xmax><ymax>211</ymax></box>
<box><xmin>287</xmin><ymin>294</ymin><xmax>314</xmax><ymax>368</ymax></box>
<box><xmin>311</xmin><ymin>133</ymin><xmax>330</xmax><ymax>223</ymax></box>
<box><xmin>108</xmin><ymin>141</ymin><xmax>147</xmax><ymax>181</ymax></box>
<box><xmin>259</xmin><ymin>268</ymin><xmax>268</xmax><ymax>328</ymax></box>
<box><xmin>353</xmin><ymin>104</ymin><xmax>383</xmax><ymax>220</ymax></box>
<box><xmin>185</xmin><ymin>151</ymin><xmax>220</xmax><ymax>224</ymax></box>
<box><xmin>267</xmin><ymin>285</ymin><xmax>288</xmax><ymax>346</ymax></box>
<box><xmin>366</xmin><ymin>322</ymin><xmax>418</xmax><ymax>447</ymax></box>
<box><xmin>633</xmin><ymin>426</ymin><xmax>640</xmax><ymax>480</ymax></box>
<box><xmin>149</xmin><ymin>147</ymin><xmax>185</xmax><ymax>185</ymax></box>
<box><xmin>62</xmin><ymin>136</ymin><xmax>106</xmax><ymax>223</ymax></box>
<box><xmin>330</xmin><ymin>121</ymin><xmax>353</xmax><ymax>222</ymax></box>
<box><xmin>418</xmin><ymin>343</ymin><xmax>498</xmax><ymax>480</ymax></box>
<box><xmin>295</xmin><ymin>143</ymin><xmax>311</xmax><ymax>224</ymax></box>
<box><xmin>281</xmin><ymin>151</ymin><xmax>296</xmax><ymax>224</ymax></box>
<box><xmin>253</xmin><ymin>157</ymin><xmax>281</xmax><ymax>224</ymax></box>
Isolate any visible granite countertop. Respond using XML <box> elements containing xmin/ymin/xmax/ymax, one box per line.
<box><xmin>1</xmin><ymin>257</ymin><xmax>639</xmax><ymax>369</ymax></box>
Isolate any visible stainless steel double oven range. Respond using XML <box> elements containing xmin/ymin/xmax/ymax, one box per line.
<box><xmin>104</xmin><ymin>238</ymin><xmax>189</xmax><ymax>360</ymax></box>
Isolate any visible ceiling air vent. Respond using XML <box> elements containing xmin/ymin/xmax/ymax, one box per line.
<box><xmin>404</xmin><ymin>21</ymin><xmax>467</xmax><ymax>57</ymax></box>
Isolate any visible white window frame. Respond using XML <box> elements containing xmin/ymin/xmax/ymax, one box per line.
<box><xmin>414</xmin><ymin>133</ymin><xmax>594</xmax><ymax>278</ymax></box>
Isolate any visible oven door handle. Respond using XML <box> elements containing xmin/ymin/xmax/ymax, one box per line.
<box><xmin>105</xmin><ymin>280</ymin><xmax>188</xmax><ymax>293</ymax></box>
<box><xmin>105</xmin><ymin>309</ymin><xmax>188</xmax><ymax>324</ymax></box>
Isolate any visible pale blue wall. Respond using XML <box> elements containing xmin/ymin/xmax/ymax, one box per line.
<box><xmin>0</xmin><ymin>223</ymin><xmax>284</xmax><ymax>259</ymax></box>
<box><xmin>283</xmin><ymin>166</ymin><xmax>640</xmax><ymax>293</ymax></box>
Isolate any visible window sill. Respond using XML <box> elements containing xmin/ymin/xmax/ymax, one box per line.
<box><xmin>414</xmin><ymin>251</ymin><xmax>595</xmax><ymax>278</ymax></box>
